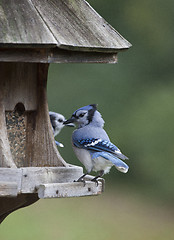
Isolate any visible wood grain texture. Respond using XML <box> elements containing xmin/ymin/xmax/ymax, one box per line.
<box><xmin>0</xmin><ymin>103</ymin><xmax>17</xmax><ymax>168</ymax></box>
<box><xmin>0</xmin><ymin>48</ymin><xmax>118</xmax><ymax>63</ymax></box>
<box><xmin>0</xmin><ymin>168</ymin><xmax>22</xmax><ymax>191</ymax></box>
<box><xmin>0</xmin><ymin>166</ymin><xmax>83</xmax><ymax>194</ymax></box>
<box><xmin>21</xmin><ymin>166</ymin><xmax>83</xmax><ymax>193</ymax></box>
<box><xmin>31</xmin><ymin>0</ymin><xmax>131</xmax><ymax>52</ymax></box>
<box><xmin>0</xmin><ymin>62</ymin><xmax>67</xmax><ymax>168</ymax></box>
<box><xmin>25</xmin><ymin>63</ymin><xmax>67</xmax><ymax>167</ymax></box>
<box><xmin>0</xmin><ymin>167</ymin><xmax>104</xmax><ymax>199</ymax></box>
<box><xmin>37</xmin><ymin>181</ymin><xmax>103</xmax><ymax>198</ymax></box>
<box><xmin>0</xmin><ymin>182</ymin><xmax>18</xmax><ymax>197</ymax></box>
<box><xmin>0</xmin><ymin>0</ymin><xmax>131</xmax><ymax>52</ymax></box>
<box><xmin>0</xmin><ymin>0</ymin><xmax>57</xmax><ymax>46</ymax></box>
<box><xmin>48</xmin><ymin>48</ymin><xmax>118</xmax><ymax>63</ymax></box>
<box><xmin>0</xmin><ymin>62</ymin><xmax>38</xmax><ymax>111</ymax></box>
<box><xmin>0</xmin><ymin>48</ymin><xmax>49</xmax><ymax>63</ymax></box>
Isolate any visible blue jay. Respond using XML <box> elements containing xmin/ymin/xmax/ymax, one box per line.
<box><xmin>64</xmin><ymin>104</ymin><xmax>129</xmax><ymax>183</ymax></box>
<box><xmin>49</xmin><ymin>111</ymin><xmax>74</xmax><ymax>147</ymax></box>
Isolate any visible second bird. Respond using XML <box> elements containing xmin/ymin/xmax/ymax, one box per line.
<box><xmin>49</xmin><ymin>111</ymin><xmax>74</xmax><ymax>147</ymax></box>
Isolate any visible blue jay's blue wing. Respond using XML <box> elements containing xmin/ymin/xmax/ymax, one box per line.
<box><xmin>73</xmin><ymin>138</ymin><xmax>128</xmax><ymax>160</ymax></box>
<box><xmin>91</xmin><ymin>152</ymin><xmax>129</xmax><ymax>173</ymax></box>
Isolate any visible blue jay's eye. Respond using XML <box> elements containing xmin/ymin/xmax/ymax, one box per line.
<box><xmin>79</xmin><ymin>113</ymin><xmax>85</xmax><ymax>118</ymax></box>
<box><xmin>58</xmin><ymin>119</ymin><xmax>63</xmax><ymax>123</ymax></box>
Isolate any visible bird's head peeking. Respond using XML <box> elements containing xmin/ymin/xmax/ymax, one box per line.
<box><xmin>64</xmin><ymin>104</ymin><xmax>105</xmax><ymax>128</ymax></box>
<box><xmin>49</xmin><ymin>112</ymin><xmax>74</xmax><ymax>136</ymax></box>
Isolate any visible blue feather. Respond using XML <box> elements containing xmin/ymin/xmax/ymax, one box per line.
<box><xmin>73</xmin><ymin>138</ymin><xmax>128</xmax><ymax>160</ymax></box>
<box><xmin>91</xmin><ymin>152</ymin><xmax>129</xmax><ymax>173</ymax></box>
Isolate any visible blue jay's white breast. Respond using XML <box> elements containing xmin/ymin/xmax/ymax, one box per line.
<box><xmin>72</xmin><ymin>145</ymin><xmax>93</xmax><ymax>173</ymax></box>
<box><xmin>53</xmin><ymin>127</ymin><xmax>61</xmax><ymax>137</ymax></box>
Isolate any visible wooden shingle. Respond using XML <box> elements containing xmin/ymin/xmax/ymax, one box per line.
<box><xmin>0</xmin><ymin>0</ymin><xmax>131</xmax><ymax>52</ymax></box>
<box><xmin>31</xmin><ymin>0</ymin><xmax>131</xmax><ymax>52</ymax></box>
<box><xmin>0</xmin><ymin>0</ymin><xmax>57</xmax><ymax>47</ymax></box>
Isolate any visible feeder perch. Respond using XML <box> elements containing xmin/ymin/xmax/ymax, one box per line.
<box><xmin>0</xmin><ymin>0</ymin><xmax>131</xmax><ymax>223</ymax></box>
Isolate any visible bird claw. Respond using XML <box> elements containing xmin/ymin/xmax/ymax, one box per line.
<box><xmin>74</xmin><ymin>178</ymin><xmax>86</xmax><ymax>187</ymax></box>
<box><xmin>91</xmin><ymin>178</ymin><xmax>99</xmax><ymax>186</ymax></box>
<box><xmin>74</xmin><ymin>174</ymin><xmax>87</xmax><ymax>187</ymax></box>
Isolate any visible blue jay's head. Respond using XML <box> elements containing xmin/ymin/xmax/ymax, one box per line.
<box><xmin>64</xmin><ymin>104</ymin><xmax>105</xmax><ymax>128</ymax></box>
<box><xmin>49</xmin><ymin>111</ymin><xmax>74</xmax><ymax>137</ymax></box>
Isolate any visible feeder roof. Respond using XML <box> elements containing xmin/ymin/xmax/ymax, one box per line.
<box><xmin>0</xmin><ymin>0</ymin><xmax>131</xmax><ymax>52</ymax></box>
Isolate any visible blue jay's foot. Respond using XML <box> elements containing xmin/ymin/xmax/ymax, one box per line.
<box><xmin>91</xmin><ymin>170</ymin><xmax>104</xmax><ymax>186</ymax></box>
<box><xmin>91</xmin><ymin>177</ymin><xmax>99</xmax><ymax>186</ymax></box>
<box><xmin>74</xmin><ymin>173</ymin><xmax>87</xmax><ymax>187</ymax></box>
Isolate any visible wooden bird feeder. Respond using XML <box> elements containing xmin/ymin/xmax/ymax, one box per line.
<box><xmin>0</xmin><ymin>0</ymin><xmax>131</xmax><ymax>223</ymax></box>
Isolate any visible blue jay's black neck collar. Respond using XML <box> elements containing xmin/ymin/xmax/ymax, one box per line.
<box><xmin>87</xmin><ymin>104</ymin><xmax>97</xmax><ymax>124</ymax></box>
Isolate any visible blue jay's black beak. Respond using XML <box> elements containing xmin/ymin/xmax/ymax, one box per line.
<box><xmin>63</xmin><ymin>118</ymin><xmax>75</xmax><ymax>127</ymax></box>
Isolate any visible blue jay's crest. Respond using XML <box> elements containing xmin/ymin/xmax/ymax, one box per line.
<box><xmin>76</xmin><ymin>104</ymin><xmax>97</xmax><ymax>112</ymax></box>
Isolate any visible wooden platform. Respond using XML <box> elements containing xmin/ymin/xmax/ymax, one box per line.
<box><xmin>0</xmin><ymin>166</ymin><xmax>104</xmax><ymax>199</ymax></box>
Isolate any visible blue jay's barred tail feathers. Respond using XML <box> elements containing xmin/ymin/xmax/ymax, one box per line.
<box><xmin>74</xmin><ymin>138</ymin><xmax>129</xmax><ymax>160</ymax></box>
<box><xmin>91</xmin><ymin>152</ymin><xmax>129</xmax><ymax>173</ymax></box>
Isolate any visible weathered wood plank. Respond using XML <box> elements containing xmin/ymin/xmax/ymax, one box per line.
<box><xmin>0</xmin><ymin>48</ymin><xmax>49</xmax><ymax>62</ymax></box>
<box><xmin>0</xmin><ymin>167</ymin><xmax>104</xmax><ymax>196</ymax></box>
<box><xmin>0</xmin><ymin>63</ymin><xmax>37</xmax><ymax>111</ymax></box>
<box><xmin>21</xmin><ymin>166</ymin><xmax>83</xmax><ymax>193</ymax></box>
<box><xmin>0</xmin><ymin>168</ymin><xmax>22</xmax><ymax>192</ymax></box>
<box><xmin>0</xmin><ymin>48</ymin><xmax>118</xmax><ymax>63</ymax></box>
<box><xmin>0</xmin><ymin>0</ymin><xmax>57</xmax><ymax>46</ymax></box>
<box><xmin>37</xmin><ymin>181</ymin><xmax>103</xmax><ymax>199</ymax></box>
<box><xmin>0</xmin><ymin>182</ymin><xmax>18</xmax><ymax>197</ymax></box>
<box><xmin>0</xmin><ymin>167</ymin><xmax>104</xmax><ymax>198</ymax></box>
<box><xmin>31</xmin><ymin>0</ymin><xmax>131</xmax><ymax>52</ymax></box>
<box><xmin>25</xmin><ymin>63</ymin><xmax>68</xmax><ymax>167</ymax></box>
<box><xmin>0</xmin><ymin>0</ymin><xmax>131</xmax><ymax>53</ymax></box>
<box><xmin>0</xmin><ymin>102</ymin><xmax>17</xmax><ymax>168</ymax></box>
<box><xmin>48</xmin><ymin>48</ymin><xmax>118</xmax><ymax>63</ymax></box>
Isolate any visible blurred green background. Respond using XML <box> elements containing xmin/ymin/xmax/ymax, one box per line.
<box><xmin>1</xmin><ymin>0</ymin><xmax>174</xmax><ymax>239</ymax></box>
